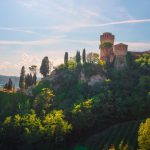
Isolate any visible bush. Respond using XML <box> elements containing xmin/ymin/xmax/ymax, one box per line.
<box><xmin>138</xmin><ymin>118</ymin><xmax>150</xmax><ymax>150</ymax></box>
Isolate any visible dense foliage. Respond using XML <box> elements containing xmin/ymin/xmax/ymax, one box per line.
<box><xmin>19</xmin><ymin>66</ymin><xmax>26</xmax><ymax>90</ymax></box>
<box><xmin>100</xmin><ymin>42</ymin><xmax>113</xmax><ymax>49</ymax></box>
<box><xmin>64</xmin><ymin>52</ymin><xmax>69</xmax><ymax>67</ymax></box>
<box><xmin>82</xmin><ymin>49</ymin><xmax>86</xmax><ymax>64</ymax></box>
<box><xmin>0</xmin><ymin>53</ymin><xmax>150</xmax><ymax>150</ymax></box>
<box><xmin>138</xmin><ymin>118</ymin><xmax>150</xmax><ymax>150</ymax></box>
<box><xmin>40</xmin><ymin>56</ymin><xmax>50</xmax><ymax>77</ymax></box>
<box><xmin>3</xmin><ymin>78</ymin><xmax>14</xmax><ymax>91</ymax></box>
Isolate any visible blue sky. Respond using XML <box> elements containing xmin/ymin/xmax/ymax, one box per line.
<box><xmin>0</xmin><ymin>0</ymin><xmax>150</xmax><ymax>76</ymax></box>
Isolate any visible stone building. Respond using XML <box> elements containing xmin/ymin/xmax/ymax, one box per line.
<box><xmin>99</xmin><ymin>32</ymin><xmax>128</xmax><ymax>69</ymax></box>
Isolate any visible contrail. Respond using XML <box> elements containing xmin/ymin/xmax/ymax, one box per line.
<box><xmin>0</xmin><ymin>19</ymin><xmax>150</xmax><ymax>34</ymax></box>
<box><xmin>85</xmin><ymin>19</ymin><xmax>150</xmax><ymax>27</ymax></box>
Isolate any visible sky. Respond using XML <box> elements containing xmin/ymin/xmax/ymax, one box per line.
<box><xmin>0</xmin><ymin>0</ymin><xmax>150</xmax><ymax>76</ymax></box>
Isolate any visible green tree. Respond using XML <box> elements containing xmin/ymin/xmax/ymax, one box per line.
<box><xmin>82</xmin><ymin>48</ymin><xmax>86</xmax><ymax>64</ymax></box>
<box><xmin>87</xmin><ymin>52</ymin><xmax>99</xmax><ymax>64</ymax></box>
<box><xmin>25</xmin><ymin>73</ymin><xmax>31</xmax><ymax>88</ymax></box>
<box><xmin>29</xmin><ymin>73</ymin><xmax>33</xmax><ymax>86</ymax></box>
<box><xmin>19</xmin><ymin>66</ymin><xmax>25</xmax><ymax>90</ymax></box>
<box><xmin>138</xmin><ymin>118</ymin><xmax>150</xmax><ymax>150</ymax></box>
<box><xmin>126</xmin><ymin>52</ymin><xmax>134</xmax><ymax>69</ymax></box>
<box><xmin>136</xmin><ymin>53</ymin><xmax>150</xmax><ymax>74</ymax></box>
<box><xmin>33</xmin><ymin>73</ymin><xmax>37</xmax><ymax>85</ymax></box>
<box><xmin>43</xmin><ymin>110</ymin><xmax>72</xmax><ymax>143</ymax></box>
<box><xmin>72</xmin><ymin>99</ymin><xmax>94</xmax><ymax>131</ymax></box>
<box><xmin>40</xmin><ymin>56</ymin><xmax>50</xmax><ymax>77</ymax></box>
<box><xmin>29</xmin><ymin>65</ymin><xmax>37</xmax><ymax>75</ymax></box>
<box><xmin>7</xmin><ymin>78</ymin><xmax>13</xmax><ymax>90</ymax></box>
<box><xmin>68</xmin><ymin>58</ymin><xmax>77</xmax><ymax>69</ymax></box>
<box><xmin>0</xmin><ymin>111</ymin><xmax>43</xmax><ymax>149</ymax></box>
<box><xmin>3</xmin><ymin>78</ymin><xmax>13</xmax><ymax>91</ymax></box>
<box><xmin>33</xmin><ymin>88</ymin><xmax>55</xmax><ymax>115</ymax></box>
<box><xmin>76</xmin><ymin>51</ymin><xmax>81</xmax><ymax>64</ymax></box>
<box><xmin>64</xmin><ymin>52</ymin><xmax>69</xmax><ymax>67</ymax></box>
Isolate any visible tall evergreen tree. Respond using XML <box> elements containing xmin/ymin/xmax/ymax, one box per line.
<box><xmin>4</xmin><ymin>78</ymin><xmax>13</xmax><ymax>90</ymax></box>
<box><xmin>7</xmin><ymin>78</ymin><xmax>13</xmax><ymax>90</ymax></box>
<box><xmin>64</xmin><ymin>52</ymin><xmax>68</xmax><ymax>66</ymax></box>
<box><xmin>33</xmin><ymin>73</ymin><xmax>37</xmax><ymax>85</ymax></box>
<box><xmin>25</xmin><ymin>75</ymin><xmax>28</xmax><ymax>89</ymax></box>
<box><xmin>76</xmin><ymin>51</ymin><xmax>81</xmax><ymax>64</ymax></box>
<box><xmin>19</xmin><ymin>66</ymin><xmax>25</xmax><ymax>90</ymax></box>
<box><xmin>82</xmin><ymin>49</ymin><xmax>86</xmax><ymax>64</ymax></box>
<box><xmin>29</xmin><ymin>73</ymin><xmax>33</xmax><ymax>86</ymax></box>
<box><xmin>40</xmin><ymin>56</ymin><xmax>50</xmax><ymax>77</ymax></box>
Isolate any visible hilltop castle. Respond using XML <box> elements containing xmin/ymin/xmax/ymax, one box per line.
<box><xmin>99</xmin><ymin>32</ymin><xmax>128</xmax><ymax>69</ymax></box>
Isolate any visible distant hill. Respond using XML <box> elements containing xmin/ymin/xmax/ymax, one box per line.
<box><xmin>0</xmin><ymin>75</ymin><xmax>19</xmax><ymax>89</ymax></box>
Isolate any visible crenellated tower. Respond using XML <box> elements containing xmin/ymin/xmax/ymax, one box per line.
<box><xmin>99</xmin><ymin>32</ymin><xmax>115</xmax><ymax>63</ymax></box>
<box><xmin>100</xmin><ymin>32</ymin><xmax>115</xmax><ymax>44</ymax></box>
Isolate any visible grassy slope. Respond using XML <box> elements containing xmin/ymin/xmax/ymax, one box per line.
<box><xmin>75</xmin><ymin>120</ymin><xmax>141</xmax><ymax>150</ymax></box>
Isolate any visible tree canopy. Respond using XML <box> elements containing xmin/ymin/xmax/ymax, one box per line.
<box><xmin>40</xmin><ymin>56</ymin><xmax>50</xmax><ymax>77</ymax></box>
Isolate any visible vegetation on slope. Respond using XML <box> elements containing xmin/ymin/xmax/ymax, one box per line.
<box><xmin>0</xmin><ymin>51</ymin><xmax>150</xmax><ymax>150</ymax></box>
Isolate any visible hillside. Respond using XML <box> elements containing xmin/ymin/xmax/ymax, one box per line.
<box><xmin>0</xmin><ymin>51</ymin><xmax>149</xmax><ymax>150</ymax></box>
<box><xmin>85</xmin><ymin>120</ymin><xmax>140</xmax><ymax>150</ymax></box>
<box><xmin>73</xmin><ymin>121</ymin><xmax>140</xmax><ymax>150</ymax></box>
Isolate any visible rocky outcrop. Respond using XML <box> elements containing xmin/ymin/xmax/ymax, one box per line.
<box><xmin>88</xmin><ymin>74</ymin><xmax>106</xmax><ymax>86</ymax></box>
<box><xmin>80</xmin><ymin>71</ymin><xmax>106</xmax><ymax>86</ymax></box>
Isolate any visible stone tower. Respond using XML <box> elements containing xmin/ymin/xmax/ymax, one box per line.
<box><xmin>114</xmin><ymin>43</ymin><xmax>128</xmax><ymax>69</ymax></box>
<box><xmin>99</xmin><ymin>32</ymin><xmax>115</xmax><ymax>63</ymax></box>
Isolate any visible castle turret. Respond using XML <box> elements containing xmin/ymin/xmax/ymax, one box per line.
<box><xmin>114</xmin><ymin>43</ymin><xmax>128</xmax><ymax>56</ymax></box>
<box><xmin>100</xmin><ymin>32</ymin><xmax>115</xmax><ymax>63</ymax></box>
<box><xmin>100</xmin><ymin>32</ymin><xmax>115</xmax><ymax>45</ymax></box>
<box><xmin>114</xmin><ymin>43</ymin><xmax>128</xmax><ymax>69</ymax></box>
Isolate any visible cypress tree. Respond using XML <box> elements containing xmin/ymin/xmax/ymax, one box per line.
<box><xmin>33</xmin><ymin>73</ymin><xmax>37</xmax><ymax>85</ymax></box>
<box><xmin>27</xmin><ymin>74</ymin><xmax>30</xmax><ymax>87</ymax></box>
<box><xmin>19</xmin><ymin>66</ymin><xmax>25</xmax><ymax>90</ymax></box>
<box><xmin>64</xmin><ymin>52</ymin><xmax>68</xmax><ymax>66</ymax></box>
<box><xmin>25</xmin><ymin>75</ymin><xmax>28</xmax><ymax>88</ymax></box>
<box><xmin>29</xmin><ymin>73</ymin><xmax>33</xmax><ymax>86</ymax></box>
<box><xmin>76</xmin><ymin>51</ymin><xmax>81</xmax><ymax>64</ymax></box>
<box><xmin>82</xmin><ymin>48</ymin><xmax>86</xmax><ymax>64</ymax></box>
<box><xmin>7</xmin><ymin>78</ymin><xmax>13</xmax><ymax>90</ymax></box>
<box><xmin>40</xmin><ymin>56</ymin><xmax>49</xmax><ymax>77</ymax></box>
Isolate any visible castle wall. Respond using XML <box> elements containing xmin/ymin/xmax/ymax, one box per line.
<box><xmin>100</xmin><ymin>47</ymin><xmax>114</xmax><ymax>63</ymax></box>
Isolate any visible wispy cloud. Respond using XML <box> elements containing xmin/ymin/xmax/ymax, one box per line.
<box><xmin>1</xmin><ymin>18</ymin><xmax>149</xmax><ymax>35</ymax></box>
<box><xmin>0</xmin><ymin>36</ymin><xmax>65</xmax><ymax>45</ymax></box>
<box><xmin>0</xmin><ymin>36</ymin><xmax>150</xmax><ymax>52</ymax></box>
<box><xmin>0</xmin><ymin>27</ymin><xmax>38</xmax><ymax>35</ymax></box>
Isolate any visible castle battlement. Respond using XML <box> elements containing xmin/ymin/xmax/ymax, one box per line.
<box><xmin>100</xmin><ymin>32</ymin><xmax>115</xmax><ymax>44</ymax></box>
<box><xmin>114</xmin><ymin>43</ymin><xmax>128</xmax><ymax>56</ymax></box>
